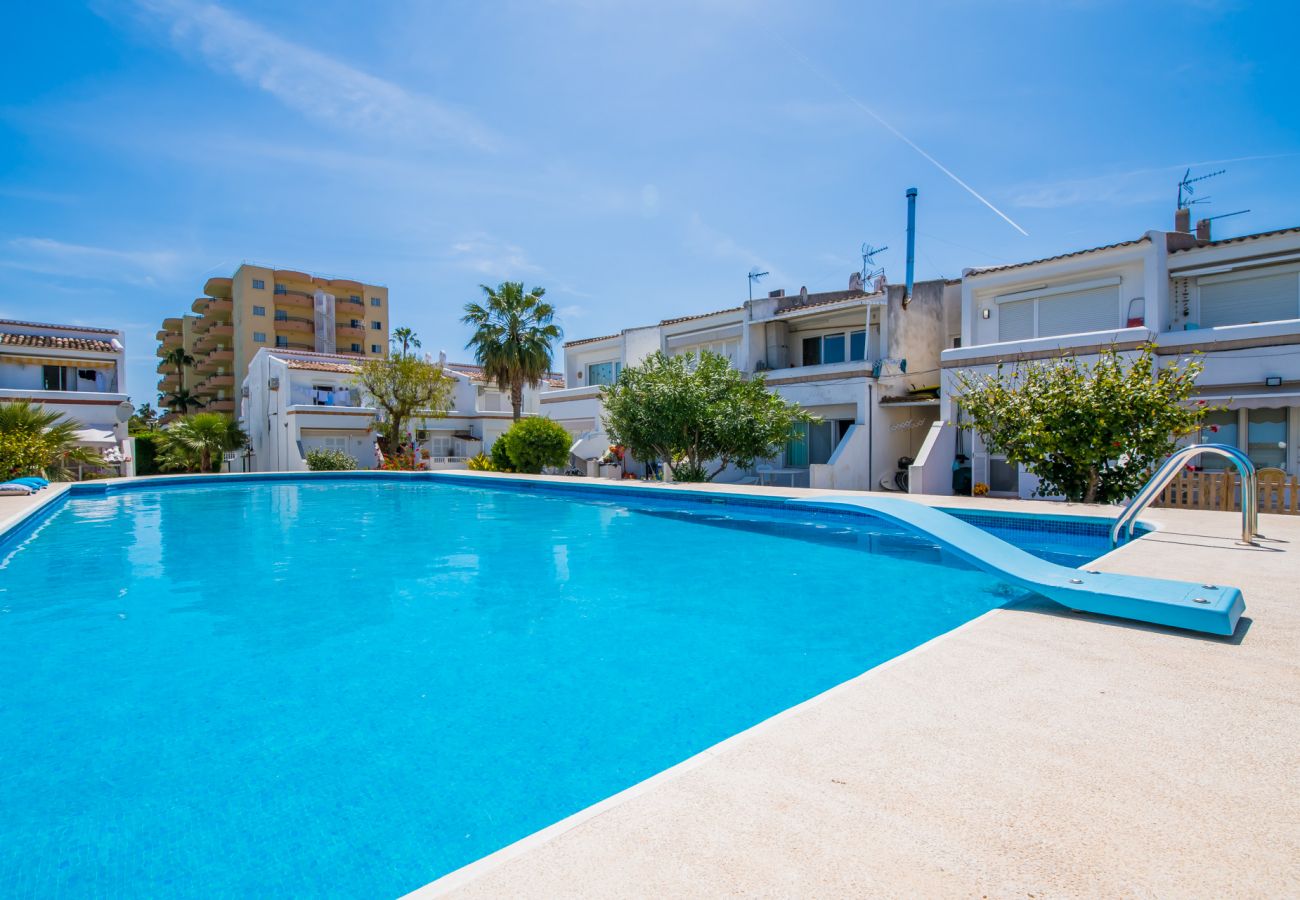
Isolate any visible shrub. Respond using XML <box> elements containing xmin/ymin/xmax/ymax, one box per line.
<box><xmin>306</xmin><ymin>448</ymin><xmax>358</xmax><ymax>471</ymax></box>
<box><xmin>466</xmin><ymin>452</ymin><xmax>495</xmax><ymax>471</ymax></box>
<box><xmin>489</xmin><ymin>435</ymin><xmax>514</xmax><ymax>472</ymax></box>
<box><xmin>133</xmin><ymin>432</ymin><xmax>165</xmax><ymax>476</ymax></box>
<box><xmin>501</xmin><ymin>417</ymin><xmax>572</xmax><ymax>474</ymax></box>
<box><xmin>0</xmin><ymin>401</ymin><xmax>99</xmax><ymax>480</ymax></box>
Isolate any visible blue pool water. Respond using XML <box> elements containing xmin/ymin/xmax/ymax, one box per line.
<box><xmin>0</xmin><ymin>480</ymin><xmax>1097</xmax><ymax>897</ymax></box>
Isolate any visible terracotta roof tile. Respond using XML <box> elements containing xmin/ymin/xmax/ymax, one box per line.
<box><xmin>1169</xmin><ymin>224</ymin><xmax>1300</xmax><ymax>254</ymax></box>
<box><xmin>0</xmin><ymin>318</ymin><xmax>119</xmax><ymax>335</ymax></box>
<box><xmin>658</xmin><ymin>306</ymin><xmax>743</xmax><ymax>326</ymax></box>
<box><xmin>285</xmin><ymin>360</ymin><xmax>359</xmax><ymax>373</ymax></box>
<box><xmin>964</xmin><ymin>237</ymin><xmax>1149</xmax><ymax>276</ymax></box>
<box><xmin>564</xmin><ymin>332</ymin><xmax>620</xmax><ymax>348</ymax></box>
<box><xmin>0</xmin><ymin>331</ymin><xmax>117</xmax><ymax>353</ymax></box>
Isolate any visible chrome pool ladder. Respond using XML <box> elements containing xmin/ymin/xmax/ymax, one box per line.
<box><xmin>1110</xmin><ymin>443</ymin><xmax>1258</xmax><ymax>547</ymax></box>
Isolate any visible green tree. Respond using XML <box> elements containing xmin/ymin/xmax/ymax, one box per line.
<box><xmin>462</xmin><ymin>281</ymin><xmax>562</xmax><ymax>421</ymax></box>
<box><xmin>354</xmin><ymin>355</ymin><xmax>455</xmax><ymax>448</ymax></box>
<box><xmin>163</xmin><ymin>387</ymin><xmax>206</xmax><ymax>416</ymax></box>
<box><xmin>391</xmin><ymin>326</ymin><xmax>421</xmax><ymax>357</ymax></box>
<box><xmin>163</xmin><ymin>346</ymin><xmax>196</xmax><ymax>392</ymax></box>
<box><xmin>129</xmin><ymin>402</ymin><xmax>159</xmax><ymax>434</ymax></box>
<box><xmin>0</xmin><ymin>401</ymin><xmax>100</xmax><ymax>480</ymax></box>
<box><xmin>158</xmin><ymin>412</ymin><xmax>247</xmax><ymax>473</ymax></box>
<box><xmin>601</xmin><ymin>350</ymin><xmax>814</xmax><ymax>482</ymax></box>
<box><xmin>953</xmin><ymin>344</ymin><xmax>1211</xmax><ymax>504</ymax></box>
<box><xmin>501</xmin><ymin>417</ymin><xmax>572</xmax><ymax>474</ymax></box>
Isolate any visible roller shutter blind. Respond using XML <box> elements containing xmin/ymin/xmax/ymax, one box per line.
<box><xmin>1036</xmin><ymin>285</ymin><xmax>1120</xmax><ymax>337</ymax></box>
<box><xmin>998</xmin><ymin>299</ymin><xmax>1033</xmax><ymax>341</ymax></box>
<box><xmin>1199</xmin><ymin>271</ymin><xmax>1300</xmax><ymax>327</ymax></box>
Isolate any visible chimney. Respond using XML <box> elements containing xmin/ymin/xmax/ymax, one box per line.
<box><xmin>904</xmin><ymin>187</ymin><xmax>918</xmax><ymax>305</ymax></box>
<box><xmin>1195</xmin><ymin>218</ymin><xmax>1212</xmax><ymax>242</ymax></box>
<box><xmin>1174</xmin><ymin>207</ymin><xmax>1191</xmax><ymax>233</ymax></box>
<box><xmin>438</xmin><ymin>349</ymin><xmax>447</xmax><ymax>366</ymax></box>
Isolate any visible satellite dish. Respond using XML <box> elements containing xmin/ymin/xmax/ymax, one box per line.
<box><xmin>115</xmin><ymin>400</ymin><xmax>134</xmax><ymax>423</ymax></box>
<box><xmin>799</xmin><ymin>286</ymin><xmax>809</xmax><ymax>303</ymax></box>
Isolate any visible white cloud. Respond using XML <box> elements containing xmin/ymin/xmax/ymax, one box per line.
<box><xmin>1</xmin><ymin>237</ymin><xmax>187</xmax><ymax>286</ymax></box>
<box><xmin>448</xmin><ymin>234</ymin><xmax>544</xmax><ymax>278</ymax></box>
<box><xmin>684</xmin><ymin>213</ymin><xmax>785</xmax><ymax>285</ymax></box>
<box><xmin>129</xmin><ymin>0</ymin><xmax>496</xmax><ymax>151</ymax></box>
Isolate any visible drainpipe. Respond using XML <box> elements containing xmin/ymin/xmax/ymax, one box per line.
<box><xmin>904</xmin><ymin>187</ymin><xmax>917</xmax><ymax>306</ymax></box>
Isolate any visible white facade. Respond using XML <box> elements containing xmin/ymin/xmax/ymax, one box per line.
<box><xmin>916</xmin><ymin>224</ymin><xmax>1300</xmax><ymax>497</ymax></box>
<box><xmin>0</xmin><ymin>318</ymin><xmax>134</xmax><ymax>476</ymax></box>
<box><xmin>548</xmin><ymin>279</ymin><xmax>960</xmax><ymax>490</ymax></box>
<box><xmin>240</xmin><ymin>347</ymin><xmax>557</xmax><ymax>472</ymax></box>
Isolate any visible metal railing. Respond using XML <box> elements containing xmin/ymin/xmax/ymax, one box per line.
<box><xmin>1111</xmin><ymin>443</ymin><xmax>1258</xmax><ymax>547</ymax></box>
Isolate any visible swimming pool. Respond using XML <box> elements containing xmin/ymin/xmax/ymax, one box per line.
<box><xmin>0</xmin><ymin>479</ymin><xmax>1131</xmax><ymax>895</ymax></box>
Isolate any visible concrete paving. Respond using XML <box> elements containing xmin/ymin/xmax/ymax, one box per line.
<box><xmin>411</xmin><ymin>480</ymin><xmax>1300</xmax><ymax>899</ymax></box>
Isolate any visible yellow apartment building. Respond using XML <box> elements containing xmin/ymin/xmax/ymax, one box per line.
<box><xmin>156</xmin><ymin>264</ymin><xmax>389</xmax><ymax>415</ymax></box>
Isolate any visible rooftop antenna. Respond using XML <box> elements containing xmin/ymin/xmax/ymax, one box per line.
<box><xmin>861</xmin><ymin>243</ymin><xmax>887</xmax><ymax>291</ymax></box>
<box><xmin>1177</xmin><ymin>167</ymin><xmax>1224</xmax><ymax>210</ymax></box>
<box><xmin>747</xmin><ymin>267</ymin><xmax>769</xmax><ymax>302</ymax></box>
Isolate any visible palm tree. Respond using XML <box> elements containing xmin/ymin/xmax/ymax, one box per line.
<box><xmin>158</xmin><ymin>412</ymin><xmax>247</xmax><ymax>473</ymax></box>
<box><xmin>391</xmin><ymin>326</ymin><xmax>421</xmax><ymax>357</ymax></box>
<box><xmin>164</xmin><ymin>388</ymin><xmax>206</xmax><ymax>416</ymax></box>
<box><xmin>0</xmin><ymin>401</ymin><xmax>101</xmax><ymax>481</ymax></box>
<box><xmin>462</xmin><ymin>282</ymin><xmax>562</xmax><ymax>421</ymax></box>
<box><xmin>164</xmin><ymin>346</ymin><xmax>196</xmax><ymax>389</ymax></box>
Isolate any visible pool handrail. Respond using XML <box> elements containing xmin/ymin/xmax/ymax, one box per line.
<box><xmin>1110</xmin><ymin>443</ymin><xmax>1257</xmax><ymax>547</ymax></box>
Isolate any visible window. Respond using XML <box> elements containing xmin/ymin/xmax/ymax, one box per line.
<box><xmin>274</xmin><ymin>310</ymin><xmax>288</xmax><ymax>322</ymax></box>
<box><xmin>1247</xmin><ymin>408</ymin><xmax>1289</xmax><ymax>471</ymax></box>
<box><xmin>784</xmin><ymin>421</ymin><xmax>837</xmax><ymax>467</ymax></box>
<box><xmin>370</xmin><ymin>297</ymin><xmax>381</xmax><ymax>307</ymax></box>
<box><xmin>587</xmin><ymin>361</ymin><xmax>622</xmax><ymax>386</ymax></box>
<box><xmin>253</xmin><ymin>331</ymin><xmax>267</xmax><ymax>342</ymax></box>
<box><xmin>41</xmin><ymin>365</ymin><xmax>69</xmax><ymax>391</ymax></box>
<box><xmin>351</xmin><ymin>343</ymin><xmax>362</xmax><ymax>353</ymax></box>
<box><xmin>823</xmin><ymin>333</ymin><xmax>846</xmax><ymax>364</ymax></box>
<box><xmin>996</xmin><ymin>279</ymin><xmax>1121</xmax><ymax>341</ymax></box>
<box><xmin>1199</xmin><ymin>410</ymin><xmax>1239</xmax><ymax>469</ymax></box>
<box><xmin>1198</xmin><ymin>270</ymin><xmax>1300</xmax><ymax>328</ymax></box>
<box><xmin>371</xmin><ymin>321</ymin><xmax>382</xmax><ymax>330</ymax></box>
<box><xmin>988</xmin><ymin>457</ymin><xmax>1019</xmax><ymax>493</ymax></box>
<box><xmin>370</xmin><ymin>344</ymin><xmax>381</xmax><ymax>353</ymax></box>
<box><xmin>801</xmin><ymin>331</ymin><xmax>867</xmax><ymax>366</ymax></box>
<box><xmin>275</xmin><ymin>336</ymin><xmax>289</xmax><ymax>348</ymax></box>
<box><xmin>252</xmin><ymin>305</ymin><xmax>266</xmax><ymax>316</ymax></box>
<box><xmin>252</xmin><ymin>279</ymin><xmax>265</xmax><ymax>290</ymax></box>
<box><xmin>350</xmin><ymin>319</ymin><xmax>362</xmax><ymax>328</ymax></box>
<box><xmin>850</xmin><ymin>329</ymin><xmax>866</xmax><ymax>361</ymax></box>
<box><xmin>274</xmin><ymin>283</ymin><xmax>287</xmax><ymax>295</ymax></box>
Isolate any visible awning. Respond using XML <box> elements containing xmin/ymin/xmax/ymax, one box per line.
<box><xmin>1194</xmin><ymin>392</ymin><xmax>1300</xmax><ymax>410</ymax></box>
<box><xmin>1</xmin><ymin>355</ymin><xmax>116</xmax><ymax>368</ymax></box>
<box><xmin>74</xmin><ymin>427</ymin><xmax>117</xmax><ymax>446</ymax></box>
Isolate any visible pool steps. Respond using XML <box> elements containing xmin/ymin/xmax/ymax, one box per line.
<box><xmin>790</xmin><ymin>494</ymin><xmax>1244</xmax><ymax>637</ymax></box>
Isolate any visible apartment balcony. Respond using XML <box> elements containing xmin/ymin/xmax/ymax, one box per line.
<box><xmin>197</xmin><ymin>373</ymin><xmax>234</xmax><ymax>394</ymax></box>
<box><xmin>334</xmin><ymin>296</ymin><xmax>366</xmax><ymax>313</ymax></box>
<box><xmin>206</xmin><ymin>398</ymin><xmax>235</xmax><ymax>414</ymax></box>
<box><xmin>159</xmin><ymin>372</ymin><xmax>180</xmax><ymax>391</ymax></box>
<box><xmin>203</xmin><ymin>347</ymin><xmax>234</xmax><ymax>366</ymax></box>
<box><xmin>202</xmin><ymin>297</ymin><xmax>233</xmax><ymax>320</ymax></box>
<box><xmin>274</xmin><ymin>314</ymin><xmax>314</xmax><ymax>334</ymax></box>
<box><xmin>194</xmin><ymin>324</ymin><xmax>234</xmax><ymax>350</ymax></box>
<box><xmin>203</xmin><ymin>277</ymin><xmax>233</xmax><ymax>299</ymax></box>
<box><xmin>336</xmin><ymin>323</ymin><xmax>366</xmax><ymax>340</ymax></box>
<box><xmin>273</xmin><ymin>340</ymin><xmax>315</xmax><ymax>352</ymax></box>
<box><xmin>275</xmin><ymin>291</ymin><xmax>314</xmax><ymax>312</ymax></box>
<box><xmin>157</xmin><ymin>330</ymin><xmax>182</xmax><ymax>348</ymax></box>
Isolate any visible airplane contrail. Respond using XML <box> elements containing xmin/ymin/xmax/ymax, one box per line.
<box><xmin>776</xmin><ymin>39</ymin><xmax>1030</xmax><ymax>237</ymax></box>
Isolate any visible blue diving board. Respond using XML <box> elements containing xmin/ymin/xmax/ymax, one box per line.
<box><xmin>788</xmin><ymin>494</ymin><xmax>1244</xmax><ymax>637</ymax></box>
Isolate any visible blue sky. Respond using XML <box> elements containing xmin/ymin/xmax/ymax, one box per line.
<box><xmin>2</xmin><ymin>0</ymin><xmax>1297</xmax><ymax>407</ymax></box>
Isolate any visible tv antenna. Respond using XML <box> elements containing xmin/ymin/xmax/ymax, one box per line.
<box><xmin>747</xmin><ymin>267</ymin><xmax>769</xmax><ymax>302</ymax></box>
<box><xmin>1177</xmin><ymin>168</ymin><xmax>1224</xmax><ymax>210</ymax></box>
<box><xmin>861</xmin><ymin>243</ymin><xmax>888</xmax><ymax>289</ymax></box>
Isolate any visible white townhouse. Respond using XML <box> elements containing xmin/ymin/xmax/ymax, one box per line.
<box><xmin>912</xmin><ymin>219</ymin><xmax>1300</xmax><ymax>498</ymax></box>
<box><xmin>0</xmin><ymin>318</ymin><xmax>134</xmax><ymax>476</ymax></box>
<box><xmin>240</xmin><ymin>347</ymin><xmax>561</xmax><ymax>472</ymax></box>
<box><xmin>545</xmin><ymin>277</ymin><xmax>961</xmax><ymax>490</ymax></box>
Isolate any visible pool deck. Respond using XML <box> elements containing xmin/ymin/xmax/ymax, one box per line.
<box><xmin>4</xmin><ymin>476</ymin><xmax>1297</xmax><ymax>897</ymax></box>
<box><xmin>411</xmin><ymin>475</ymin><xmax>1300</xmax><ymax>899</ymax></box>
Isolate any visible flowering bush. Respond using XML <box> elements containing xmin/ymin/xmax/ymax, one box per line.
<box><xmin>379</xmin><ymin>447</ymin><xmax>419</xmax><ymax>470</ymax></box>
<box><xmin>972</xmin><ymin>482</ymin><xmax>990</xmax><ymax>496</ymax></box>
<box><xmin>466</xmin><ymin>452</ymin><xmax>495</xmax><ymax>471</ymax></box>
<box><xmin>306</xmin><ymin>448</ymin><xmax>358</xmax><ymax>471</ymax></box>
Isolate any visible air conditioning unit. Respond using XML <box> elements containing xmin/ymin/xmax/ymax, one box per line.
<box><xmin>241</xmin><ymin>386</ymin><xmax>250</xmax><ymax>398</ymax></box>
<box><xmin>268</xmin><ymin>377</ymin><xmax>280</xmax><ymax>390</ymax></box>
